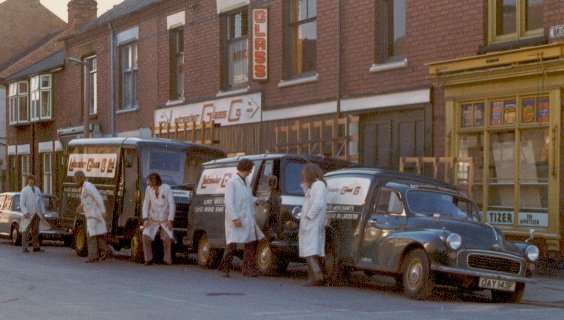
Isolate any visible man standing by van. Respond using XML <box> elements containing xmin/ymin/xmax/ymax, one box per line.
<box><xmin>142</xmin><ymin>172</ymin><xmax>175</xmax><ymax>266</ymax></box>
<box><xmin>20</xmin><ymin>174</ymin><xmax>45</xmax><ymax>253</ymax></box>
<box><xmin>74</xmin><ymin>170</ymin><xmax>112</xmax><ymax>263</ymax></box>
<box><xmin>218</xmin><ymin>159</ymin><xmax>265</xmax><ymax>277</ymax></box>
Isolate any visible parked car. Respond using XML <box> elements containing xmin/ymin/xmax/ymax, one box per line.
<box><xmin>0</xmin><ymin>192</ymin><xmax>73</xmax><ymax>246</ymax></box>
<box><xmin>186</xmin><ymin>154</ymin><xmax>355</xmax><ymax>274</ymax></box>
<box><xmin>319</xmin><ymin>168</ymin><xmax>538</xmax><ymax>303</ymax></box>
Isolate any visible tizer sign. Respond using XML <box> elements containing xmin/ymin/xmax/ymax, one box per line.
<box><xmin>252</xmin><ymin>8</ymin><xmax>268</xmax><ymax>80</ymax></box>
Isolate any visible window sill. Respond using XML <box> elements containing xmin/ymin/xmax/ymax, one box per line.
<box><xmin>369</xmin><ymin>58</ymin><xmax>408</xmax><ymax>73</ymax></box>
<box><xmin>116</xmin><ymin>106</ymin><xmax>139</xmax><ymax>115</ymax></box>
<box><xmin>216</xmin><ymin>86</ymin><xmax>249</xmax><ymax>98</ymax></box>
<box><xmin>165</xmin><ymin>98</ymin><xmax>185</xmax><ymax>107</ymax></box>
<box><xmin>278</xmin><ymin>73</ymin><xmax>319</xmax><ymax>88</ymax></box>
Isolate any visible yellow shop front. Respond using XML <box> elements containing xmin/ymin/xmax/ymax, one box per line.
<box><xmin>429</xmin><ymin>43</ymin><xmax>564</xmax><ymax>258</ymax></box>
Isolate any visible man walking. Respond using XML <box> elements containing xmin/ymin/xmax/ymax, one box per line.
<box><xmin>74</xmin><ymin>170</ymin><xmax>111</xmax><ymax>263</ymax></box>
<box><xmin>218</xmin><ymin>159</ymin><xmax>265</xmax><ymax>277</ymax></box>
<box><xmin>20</xmin><ymin>174</ymin><xmax>45</xmax><ymax>253</ymax></box>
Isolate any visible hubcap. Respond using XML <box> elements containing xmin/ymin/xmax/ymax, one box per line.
<box><xmin>200</xmin><ymin>241</ymin><xmax>209</xmax><ymax>261</ymax></box>
<box><xmin>407</xmin><ymin>260</ymin><xmax>423</xmax><ymax>289</ymax></box>
<box><xmin>12</xmin><ymin>229</ymin><xmax>17</xmax><ymax>243</ymax></box>
<box><xmin>259</xmin><ymin>245</ymin><xmax>271</xmax><ymax>265</ymax></box>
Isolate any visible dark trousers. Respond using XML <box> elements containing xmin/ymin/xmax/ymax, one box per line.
<box><xmin>87</xmin><ymin>233</ymin><xmax>111</xmax><ymax>260</ymax></box>
<box><xmin>22</xmin><ymin>215</ymin><xmax>40</xmax><ymax>250</ymax></box>
<box><xmin>218</xmin><ymin>241</ymin><xmax>258</xmax><ymax>275</ymax></box>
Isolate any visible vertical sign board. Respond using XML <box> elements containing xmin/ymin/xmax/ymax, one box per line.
<box><xmin>252</xmin><ymin>8</ymin><xmax>268</xmax><ymax>81</ymax></box>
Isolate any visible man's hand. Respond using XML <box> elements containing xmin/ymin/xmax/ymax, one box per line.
<box><xmin>23</xmin><ymin>213</ymin><xmax>30</xmax><ymax>219</ymax></box>
<box><xmin>76</xmin><ymin>205</ymin><xmax>84</xmax><ymax>214</ymax></box>
<box><xmin>102</xmin><ymin>212</ymin><xmax>107</xmax><ymax>219</ymax></box>
<box><xmin>256</xmin><ymin>199</ymin><xmax>266</xmax><ymax>207</ymax></box>
<box><xmin>165</xmin><ymin>221</ymin><xmax>173</xmax><ymax>230</ymax></box>
<box><xmin>233</xmin><ymin>219</ymin><xmax>242</xmax><ymax>228</ymax></box>
<box><xmin>143</xmin><ymin>219</ymin><xmax>150</xmax><ymax>228</ymax></box>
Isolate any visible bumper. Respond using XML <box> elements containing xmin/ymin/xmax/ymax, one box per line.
<box><xmin>431</xmin><ymin>263</ymin><xmax>536</xmax><ymax>284</ymax></box>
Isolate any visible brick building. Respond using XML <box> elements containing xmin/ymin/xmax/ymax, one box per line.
<box><xmin>5</xmin><ymin>0</ymin><xmax>564</xmax><ymax>256</ymax></box>
<box><xmin>0</xmin><ymin>0</ymin><xmax>67</xmax><ymax>192</ymax></box>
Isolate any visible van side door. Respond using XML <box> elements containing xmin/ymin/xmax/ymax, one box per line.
<box><xmin>119</xmin><ymin>148</ymin><xmax>139</xmax><ymax>230</ymax></box>
<box><xmin>359</xmin><ymin>186</ymin><xmax>407</xmax><ymax>271</ymax></box>
<box><xmin>253</xmin><ymin>159</ymin><xmax>274</xmax><ymax>231</ymax></box>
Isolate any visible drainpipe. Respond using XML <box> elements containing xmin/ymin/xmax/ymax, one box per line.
<box><xmin>109</xmin><ymin>23</ymin><xmax>116</xmax><ymax>137</ymax></box>
<box><xmin>336</xmin><ymin>0</ymin><xmax>342</xmax><ymax>118</ymax></box>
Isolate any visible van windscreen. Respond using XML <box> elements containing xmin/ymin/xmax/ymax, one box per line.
<box><xmin>141</xmin><ymin>148</ymin><xmax>187</xmax><ymax>186</ymax></box>
<box><xmin>282</xmin><ymin>161</ymin><xmax>305</xmax><ymax>196</ymax></box>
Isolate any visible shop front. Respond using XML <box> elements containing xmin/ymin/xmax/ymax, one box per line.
<box><xmin>429</xmin><ymin>43</ymin><xmax>563</xmax><ymax>258</ymax></box>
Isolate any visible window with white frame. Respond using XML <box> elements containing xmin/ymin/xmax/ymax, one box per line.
<box><xmin>42</xmin><ymin>153</ymin><xmax>53</xmax><ymax>195</ymax></box>
<box><xmin>377</xmin><ymin>0</ymin><xmax>406</xmax><ymax>63</ymax></box>
<box><xmin>169</xmin><ymin>28</ymin><xmax>184</xmax><ymax>99</ymax></box>
<box><xmin>120</xmin><ymin>42</ymin><xmax>138</xmax><ymax>110</ymax></box>
<box><xmin>85</xmin><ymin>56</ymin><xmax>97</xmax><ymax>115</ymax></box>
<box><xmin>9</xmin><ymin>81</ymin><xmax>30</xmax><ymax>124</ymax></box>
<box><xmin>20</xmin><ymin>154</ymin><xmax>29</xmax><ymax>189</ymax></box>
<box><xmin>30</xmin><ymin>74</ymin><xmax>53</xmax><ymax>121</ymax></box>
<box><xmin>222</xmin><ymin>8</ymin><xmax>248</xmax><ymax>89</ymax></box>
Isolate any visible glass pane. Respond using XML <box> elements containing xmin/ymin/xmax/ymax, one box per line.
<box><xmin>496</xmin><ymin>0</ymin><xmax>517</xmax><ymax>36</ymax></box>
<box><xmin>292</xmin><ymin>21</ymin><xmax>317</xmax><ymax>75</ymax></box>
<box><xmin>227</xmin><ymin>38</ymin><xmax>248</xmax><ymax>87</ymax></box>
<box><xmin>40</xmin><ymin>75</ymin><xmax>51</xmax><ymax>89</ymax></box>
<box><xmin>41</xmin><ymin>90</ymin><xmax>51</xmax><ymax>118</ymax></box>
<box><xmin>519</xmin><ymin>129</ymin><xmax>549</xmax><ymax>212</ymax></box>
<box><xmin>9</xmin><ymin>97</ymin><xmax>17</xmax><ymax>122</ymax></box>
<box><xmin>461</xmin><ymin>103</ymin><xmax>485</xmax><ymax>128</ymax></box>
<box><xmin>525</xmin><ymin>0</ymin><xmax>543</xmax><ymax>31</ymax></box>
<box><xmin>459</xmin><ymin>133</ymin><xmax>484</xmax><ymax>180</ymax></box>
<box><xmin>488</xmin><ymin>131</ymin><xmax>515</xmax><ymax>210</ymax></box>
<box><xmin>18</xmin><ymin>96</ymin><xmax>28</xmax><ymax>121</ymax></box>
<box><xmin>18</xmin><ymin>81</ymin><xmax>28</xmax><ymax>94</ymax></box>
<box><xmin>392</xmin><ymin>0</ymin><xmax>406</xmax><ymax>58</ymax></box>
<box><xmin>31</xmin><ymin>76</ymin><xmax>39</xmax><ymax>90</ymax></box>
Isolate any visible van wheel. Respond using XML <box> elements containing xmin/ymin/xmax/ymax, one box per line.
<box><xmin>130</xmin><ymin>230</ymin><xmax>144</xmax><ymax>263</ymax></box>
<box><xmin>323</xmin><ymin>238</ymin><xmax>348</xmax><ymax>286</ymax></box>
<box><xmin>256</xmin><ymin>241</ymin><xmax>288</xmax><ymax>275</ymax></box>
<box><xmin>74</xmin><ymin>225</ymin><xmax>88</xmax><ymax>257</ymax></box>
<box><xmin>402</xmin><ymin>249</ymin><xmax>433</xmax><ymax>300</ymax></box>
<box><xmin>491</xmin><ymin>283</ymin><xmax>525</xmax><ymax>303</ymax></box>
<box><xmin>197</xmin><ymin>234</ymin><xmax>221</xmax><ymax>269</ymax></box>
<box><xmin>11</xmin><ymin>226</ymin><xmax>21</xmax><ymax>246</ymax></box>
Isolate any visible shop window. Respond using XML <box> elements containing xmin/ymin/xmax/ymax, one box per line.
<box><xmin>120</xmin><ymin>42</ymin><xmax>138</xmax><ymax>110</ymax></box>
<box><xmin>169</xmin><ymin>28</ymin><xmax>184</xmax><ymax>99</ymax></box>
<box><xmin>377</xmin><ymin>0</ymin><xmax>406</xmax><ymax>63</ymax></box>
<box><xmin>285</xmin><ymin>0</ymin><xmax>317</xmax><ymax>78</ymax></box>
<box><xmin>222</xmin><ymin>9</ymin><xmax>248</xmax><ymax>89</ymax></box>
<box><xmin>457</xmin><ymin>94</ymin><xmax>550</xmax><ymax>226</ymax></box>
<box><xmin>489</xmin><ymin>0</ymin><xmax>544</xmax><ymax>43</ymax></box>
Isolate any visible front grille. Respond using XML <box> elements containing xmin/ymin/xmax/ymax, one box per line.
<box><xmin>467</xmin><ymin>254</ymin><xmax>522</xmax><ymax>274</ymax></box>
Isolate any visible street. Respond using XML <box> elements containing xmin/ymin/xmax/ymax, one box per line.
<box><xmin>1</xmin><ymin>240</ymin><xmax>563</xmax><ymax>320</ymax></box>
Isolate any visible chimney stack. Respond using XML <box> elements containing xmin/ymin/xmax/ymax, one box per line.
<box><xmin>67</xmin><ymin>0</ymin><xmax>97</xmax><ymax>32</ymax></box>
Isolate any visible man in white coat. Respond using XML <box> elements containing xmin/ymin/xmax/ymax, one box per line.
<box><xmin>20</xmin><ymin>174</ymin><xmax>45</xmax><ymax>253</ymax></box>
<box><xmin>218</xmin><ymin>159</ymin><xmax>265</xmax><ymax>277</ymax></box>
<box><xmin>74</xmin><ymin>170</ymin><xmax>111</xmax><ymax>263</ymax></box>
<box><xmin>142</xmin><ymin>172</ymin><xmax>175</xmax><ymax>266</ymax></box>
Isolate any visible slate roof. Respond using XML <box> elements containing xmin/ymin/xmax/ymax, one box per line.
<box><xmin>73</xmin><ymin>0</ymin><xmax>163</xmax><ymax>36</ymax></box>
<box><xmin>5</xmin><ymin>50</ymin><xmax>65</xmax><ymax>82</ymax></box>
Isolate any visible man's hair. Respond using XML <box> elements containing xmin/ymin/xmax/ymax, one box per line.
<box><xmin>73</xmin><ymin>170</ymin><xmax>86</xmax><ymax>179</ymax></box>
<box><xmin>237</xmin><ymin>159</ymin><xmax>254</xmax><ymax>172</ymax></box>
<box><xmin>26</xmin><ymin>174</ymin><xmax>36</xmax><ymax>182</ymax></box>
<box><xmin>147</xmin><ymin>172</ymin><xmax>163</xmax><ymax>186</ymax></box>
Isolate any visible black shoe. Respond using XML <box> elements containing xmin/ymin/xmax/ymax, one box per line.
<box><xmin>33</xmin><ymin>248</ymin><xmax>43</xmax><ymax>252</ymax></box>
<box><xmin>22</xmin><ymin>248</ymin><xmax>29</xmax><ymax>253</ymax></box>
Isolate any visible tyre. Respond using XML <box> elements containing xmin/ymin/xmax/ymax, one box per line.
<box><xmin>491</xmin><ymin>283</ymin><xmax>525</xmax><ymax>303</ymax></box>
<box><xmin>323</xmin><ymin>238</ymin><xmax>348</xmax><ymax>286</ymax></box>
<box><xmin>130</xmin><ymin>230</ymin><xmax>144</xmax><ymax>263</ymax></box>
<box><xmin>401</xmin><ymin>249</ymin><xmax>433</xmax><ymax>300</ymax></box>
<box><xmin>11</xmin><ymin>225</ymin><xmax>21</xmax><ymax>246</ymax></box>
<box><xmin>197</xmin><ymin>234</ymin><xmax>221</xmax><ymax>269</ymax></box>
<box><xmin>256</xmin><ymin>241</ymin><xmax>288</xmax><ymax>275</ymax></box>
<box><xmin>74</xmin><ymin>225</ymin><xmax>88</xmax><ymax>257</ymax></box>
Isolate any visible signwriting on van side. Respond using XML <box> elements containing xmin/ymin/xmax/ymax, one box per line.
<box><xmin>67</xmin><ymin>154</ymin><xmax>117</xmax><ymax>178</ymax></box>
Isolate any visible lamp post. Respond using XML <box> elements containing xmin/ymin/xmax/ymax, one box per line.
<box><xmin>66</xmin><ymin>57</ymin><xmax>91</xmax><ymax>138</ymax></box>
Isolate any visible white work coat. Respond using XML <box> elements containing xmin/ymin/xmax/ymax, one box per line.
<box><xmin>19</xmin><ymin>185</ymin><xmax>45</xmax><ymax>232</ymax></box>
<box><xmin>80</xmin><ymin>181</ymin><xmax>108</xmax><ymax>236</ymax></box>
<box><xmin>224</xmin><ymin>175</ymin><xmax>264</xmax><ymax>245</ymax></box>
<box><xmin>299</xmin><ymin>180</ymin><xmax>327</xmax><ymax>257</ymax></box>
<box><xmin>142</xmin><ymin>184</ymin><xmax>175</xmax><ymax>240</ymax></box>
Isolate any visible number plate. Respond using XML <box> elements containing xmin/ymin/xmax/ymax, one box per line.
<box><xmin>478</xmin><ymin>277</ymin><xmax>516</xmax><ymax>292</ymax></box>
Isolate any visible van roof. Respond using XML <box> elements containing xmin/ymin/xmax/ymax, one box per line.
<box><xmin>68</xmin><ymin>137</ymin><xmax>225</xmax><ymax>156</ymax></box>
<box><xmin>202</xmin><ymin>153</ymin><xmax>354</xmax><ymax>167</ymax></box>
<box><xmin>325</xmin><ymin>167</ymin><xmax>454</xmax><ymax>189</ymax></box>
